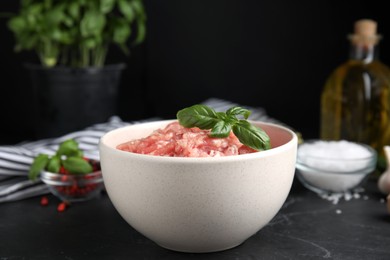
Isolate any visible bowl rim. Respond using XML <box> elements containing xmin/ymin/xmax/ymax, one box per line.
<box><xmin>40</xmin><ymin>170</ymin><xmax>103</xmax><ymax>186</ymax></box>
<box><xmin>297</xmin><ymin>139</ymin><xmax>377</xmax><ymax>160</ymax></box>
<box><xmin>99</xmin><ymin>119</ymin><xmax>298</xmax><ymax>163</ymax></box>
<box><xmin>296</xmin><ymin>139</ymin><xmax>377</xmax><ymax>174</ymax></box>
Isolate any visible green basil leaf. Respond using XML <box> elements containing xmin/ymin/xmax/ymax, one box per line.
<box><xmin>226</xmin><ymin>106</ymin><xmax>251</xmax><ymax>120</ymax></box>
<box><xmin>113</xmin><ymin>19</ymin><xmax>131</xmax><ymax>44</ymax></box>
<box><xmin>63</xmin><ymin>157</ymin><xmax>93</xmax><ymax>175</ymax></box>
<box><xmin>8</xmin><ymin>17</ymin><xmax>25</xmax><ymax>33</ymax></box>
<box><xmin>45</xmin><ymin>5</ymin><xmax>65</xmax><ymax>26</ymax></box>
<box><xmin>68</xmin><ymin>2</ymin><xmax>80</xmax><ymax>19</ymax></box>
<box><xmin>232</xmin><ymin>120</ymin><xmax>271</xmax><ymax>151</ymax></box>
<box><xmin>57</xmin><ymin>139</ymin><xmax>79</xmax><ymax>157</ymax></box>
<box><xmin>216</xmin><ymin>112</ymin><xmax>229</xmax><ymax>120</ymax></box>
<box><xmin>75</xmin><ymin>149</ymin><xmax>84</xmax><ymax>158</ymax></box>
<box><xmin>118</xmin><ymin>0</ymin><xmax>135</xmax><ymax>22</ymax></box>
<box><xmin>131</xmin><ymin>0</ymin><xmax>145</xmax><ymax>16</ymax></box>
<box><xmin>80</xmin><ymin>10</ymin><xmax>106</xmax><ymax>37</ymax></box>
<box><xmin>28</xmin><ymin>3</ymin><xmax>44</xmax><ymax>15</ymax></box>
<box><xmin>210</xmin><ymin>120</ymin><xmax>232</xmax><ymax>138</ymax></box>
<box><xmin>133</xmin><ymin>17</ymin><xmax>146</xmax><ymax>45</ymax></box>
<box><xmin>177</xmin><ymin>104</ymin><xmax>271</xmax><ymax>152</ymax></box>
<box><xmin>47</xmin><ymin>155</ymin><xmax>61</xmax><ymax>173</ymax></box>
<box><xmin>28</xmin><ymin>154</ymin><xmax>49</xmax><ymax>181</ymax></box>
<box><xmin>100</xmin><ymin>0</ymin><xmax>115</xmax><ymax>14</ymax></box>
<box><xmin>177</xmin><ymin>104</ymin><xmax>220</xmax><ymax>129</ymax></box>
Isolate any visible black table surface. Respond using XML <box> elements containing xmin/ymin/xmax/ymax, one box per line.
<box><xmin>1</xmin><ymin>175</ymin><xmax>389</xmax><ymax>260</ymax></box>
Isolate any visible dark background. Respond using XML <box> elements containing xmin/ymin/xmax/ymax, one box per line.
<box><xmin>1</xmin><ymin>0</ymin><xmax>390</xmax><ymax>144</ymax></box>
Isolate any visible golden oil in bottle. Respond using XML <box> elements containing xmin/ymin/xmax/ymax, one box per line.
<box><xmin>320</xmin><ymin>19</ymin><xmax>390</xmax><ymax>170</ymax></box>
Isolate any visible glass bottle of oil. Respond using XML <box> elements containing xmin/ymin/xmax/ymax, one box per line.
<box><xmin>320</xmin><ymin>19</ymin><xmax>390</xmax><ymax>169</ymax></box>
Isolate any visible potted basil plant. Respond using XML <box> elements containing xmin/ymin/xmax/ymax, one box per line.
<box><xmin>7</xmin><ymin>0</ymin><xmax>146</xmax><ymax>138</ymax></box>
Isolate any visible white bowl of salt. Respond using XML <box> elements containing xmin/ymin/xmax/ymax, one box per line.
<box><xmin>296</xmin><ymin>140</ymin><xmax>377</xmax><ymax>194</ymax></box>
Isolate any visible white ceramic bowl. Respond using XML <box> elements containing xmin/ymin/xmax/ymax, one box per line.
<box><xmin>99</xmin><ymin>120</ymin><xmax>298</xmax><ymax>253</ymax></box>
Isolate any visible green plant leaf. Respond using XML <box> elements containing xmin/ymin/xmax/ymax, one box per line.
<box><xmin>28</xmin><ymin>154</ymin><xmax>49</xmax><ymax>181</ymax></box>
<box><xmin>8</xmin><ymin>17</ymin><xmax>25</xmax><ymax>33</ymax></box>
<box><xmin>134</xmin><ymin>19</ymin><xmax>146</xmax><ymax>45</ymax></box>
<box><xmin>63</xmin><ymin>16</ymin><xmax>74</xmax><ymax>27</ymax></box>
<box><xmin>100</xmin><ymin>0</ymin><xmax>115</xmax><ymax>14</ymax></box>
<box><xmin>26</xmin><ymin>3</ymin><xmax>43</xmax><ymax>15</ymax></box>
<box><xmin>50</xmin><ymin>28</ymin><xmax>62</xmax><ymax>41</ymax></box>
<box><xmin>63</xmin><ymin>157</ymin><xmax>93</xmax><ymax>175</ymax></box>
<box><xmin>232</xmin><ymin>120</ymin><xmax>271</xmax><ymax>151</ymax></box>
<box><xmin>26</xmin><ymin>13</ymin><xmax>38</xmax><ymax>28</ymax></box>
<box><xmin>47</xmin><ymin>155</ymin><xmax>60</xmax><ymax>173</ymax></box>
<box><xmin>118</xmin><ymin>0</ymin><xmax>135</xmax><ymax>22</ymax></box>
<box><xmin>177</xmin><ymin>105</ymin><xmax>271</xmax><ymax>151</ymax></box>
<box><xmin>22</xmin><ymin>0</ymin><xmax>33</xmax><ymax>8</ymax></box>
<box><xmin>43</xmin><ymin>0</ymin><xmax>52</xmax><ymax>10</ymax></box>
<box><xmin>45</xmin><ymin>5</ymin><xmax>65</xmax><ymax>26</ymax></box>
<box><xmin>57</xmin><ymin>139</ymin><xmax>80</xmax><ymax>157</ymax></box>
<box><xmin>80</xmin><ymin>10</ymin><xmax>106</xmax><ymax>37</ymax></box>
<box><xmin>177</xmin><ymin>104</ymin><xmax>220</xmax><ymax>130</ymax></box>
<box><xmin>131</xmin><ymin>0</ymin><xmax>145</xmax><ymax>17</ymax></box>
<box><xmin>68</xmin><ymin>2</ymin><xmax>80</xmax><ymax>19</ymax></box>
<box><xmin>226</xmin><ymin>106</ymin><xmax>251</xmax><ymax>120</ymax></box>
<box><xmin>56</xmin><ymin>30</ymin><xmax>73</xmax><ymax>44</ymax></box>
<box><xmin>210</xmin><ymin>120</ymin><xmax>232</xmax><ymax>138</ymax></box>
<box><xmin>113</xmin><ymin>20</ymin><xmax>131</xmax><ymax>44</ymax></box>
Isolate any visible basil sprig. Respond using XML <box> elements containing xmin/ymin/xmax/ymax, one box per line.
<box><xmin>177</xmin><ymin>104</ymin><xmax>271</xmax><ymax>151</ymax></box>
<box><xmin>28</xmin><ymin>139</ymin><xmax>93</xmax><ymax>181</ymax></box>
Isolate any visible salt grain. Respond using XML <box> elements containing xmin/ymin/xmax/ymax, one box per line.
<box><xmin>319</xmin><ymin>188</ymin><xmax>366</xmax><ymax>204</ymax></box>
<box><xmin>344</xmin><ymin>193</ymin><xmax>352</xmax><ymax>201</ymax></box>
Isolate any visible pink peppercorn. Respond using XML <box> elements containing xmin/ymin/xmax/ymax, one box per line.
<box><xmin>57</xmin><ymin>202</ymin><xmax>67</xmax><ymax>212</ymax></box>
<box><xmin>40</xmin><ymin>196</ymin><xmax>49</xmax><ymax>206</ymax></box>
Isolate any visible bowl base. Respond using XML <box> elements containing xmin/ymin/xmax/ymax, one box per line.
<box><xmin>156</xmin><ymin>240</ymin><xmax>245</xmax><ymax>253</ymax></box>
<box><xmin>296</xmin><ymin>171</ymin><xmax>367</xmax><ymax>195</ymax></box>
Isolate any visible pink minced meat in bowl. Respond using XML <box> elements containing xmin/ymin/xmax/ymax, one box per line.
<box><xmin>116</xmin><ymin>122</ymin><xmax>257</xmax><ymax>157</ymax></box>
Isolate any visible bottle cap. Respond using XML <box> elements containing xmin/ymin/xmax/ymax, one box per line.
<box><xmin>349</xmin><ymin>19</ymin><xmax>381</xmax><ymax>46</ymax></box>
<box><xmin>354</xmin><ymin>19</ymin><xmax>377</xmax><ymax>37</ymax></box>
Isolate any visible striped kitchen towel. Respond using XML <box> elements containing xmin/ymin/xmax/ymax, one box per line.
<box><xmin>0</xmin><ymin>98</ymin><xmax>284</xmax><ymax>203</ymax></box>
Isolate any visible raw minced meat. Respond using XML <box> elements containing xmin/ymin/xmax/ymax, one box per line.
<box><xmin>116</xmin><ymin>121</ymin><xmax>257</xmax><ymax>157</ymax></box>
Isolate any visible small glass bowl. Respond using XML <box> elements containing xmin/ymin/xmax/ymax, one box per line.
<box><xmin>40</xmin><ymin>167</ymin><xmax>104</xmax><ymax>202</ymax></box>
<box><xmin>295</xmin><ymin>140</ymin><xmax>377</xmax><ymax>194</ymax></box>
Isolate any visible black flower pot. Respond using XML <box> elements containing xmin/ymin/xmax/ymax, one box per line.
<box><xmin>26</xmin><ymin>63</ymin><xmax>126</xmax><ymax>139</ymax></box>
